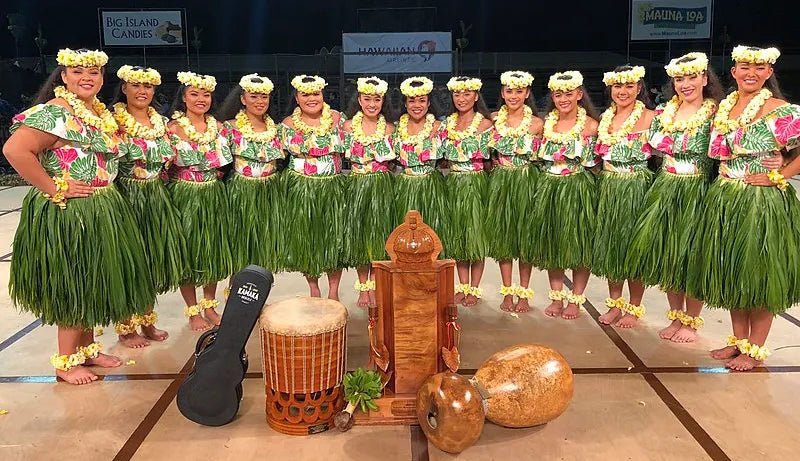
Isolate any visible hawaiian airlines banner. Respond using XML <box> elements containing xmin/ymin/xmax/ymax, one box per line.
<box><xmin>631</xmin><ymin>0</ymin><xmax>712</xmax><ymax>40</ymax></box>
<box><xmin>342</xmin><ymin>32</ymin><xmax>452</xmax><ymax>74</ymax></box>
<box><xmin>101</xmin><ymin>10</ymin><xmax>184</xmax><ymax>46</ymax></box>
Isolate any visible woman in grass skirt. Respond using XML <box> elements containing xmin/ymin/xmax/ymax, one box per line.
<box><xmin>488</xmin><ymin>71</ymin><xmax>544</xmax><ymax>313</ymax></box>
<box><xmin>280</xmin><ymin>75</ymin><xmax>346</xmax><ymax>299</ymax></box>
<box><xmin>687</xmin><ymin>45</ymin><xmax>800</xmax><ymax>371</ymax></box>
<box><xmin>441</xmin><ymin>76</ymin><xmax>495</xmax><ymax>307</ymax></box>
<box><xmin>167</xmin><ymin>71</ymin><xmax>233</xmax><ymax>332</ymax></box>
<box><xmin>218</xmin><ymin>74</ymin><xmax>284</xmax><ymax>275</ymax></box>
<box><xmin>625</xmin><ymin>53</ymin><xmax>724</xmax><ymax>343</ymax></box>
<box><xmin>342</xmin><ymin>76</ymin><xmax>396</xmax><ymax>308</ymax></box>
<box><xmin>593</xmin><ymin>66</ymin><xmax>656</xmax><ymax>329</ymax></box>
<box><xmin>3</xmin><ymin>49</ymin><xmax>155</xmax><ymax>384</ymax></box>
<box><xmin>529</xmin><ymin>71</ymin><xmax>600</xmax><ymax>321</ymax></box>
<box><xmin>392</xmin><ymin>77</ymin><xmax>449</xmax><ymax>251</ymax></box>
<box><xmin>112</xmin><ymin>65</ymin><xmax>188</xmax><ymax>348</ymax></box>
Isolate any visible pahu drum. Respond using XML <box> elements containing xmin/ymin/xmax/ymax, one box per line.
<box><xmin>260</xmin><ymin>296</ymin><xmax>348</xmax><ymax>435</ymax></box>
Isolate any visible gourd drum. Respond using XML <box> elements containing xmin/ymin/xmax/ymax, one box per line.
<box><xmin>259</xmin><ymin>296</ymin><xmax>348</xmax><ymax>435</ymax></box>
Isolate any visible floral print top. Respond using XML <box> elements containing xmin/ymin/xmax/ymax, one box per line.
<box><xmin>649</xmin><ymin>106</ymin><xmax>714</xmax><ymax>176</ymax></box>
<box><xmin>489</xmin><ymin>129</ymin><xmax>541</xmax><ymax>168</ymax></box>
<box><xmin>169</xmin><ymin>124</ymin><xmax>233</xmax><ymax>182</ymax></box>
<box><xmin>343</xmin><ymin>132</ymin><xmax>395</xmax><ymax>174</ymax></box>
<box><xmin>390</xmin><ymin>125</ymin><xmax>446</xmax><ymax>176</ymax></box>
<box><xmin>440</xmin><ymin>130</ymin><xmax>492</xmax><ymax>173</ymax></box>
<box><xmin>279</xmin><ymin>118</ymin><xmax>345</xmax><ymax>177</ymax></box>
<box><xmin>11</xmin><ymin>104</ymin><xmax>121</xmax><ymax>187</ymax></box>
<box><xmin>594</xmin><ymin>130</ymin><xmax>652</xmax><ymax>174</ymax></box>
<box><xmin>709</xmin><ymin>104</ymin><xmax>800</xmax><ymax>180</ymax></box>
<box><xmin>116</xmin><ymin>116</ymin><xmax>176</xmax><ymax>181</ymax></box>
<box><xmin>537</xmin><ymin>135</ymin><xmax>600</xmax><ymax>175</ymax></box>
<box><xmin>223</xmin><ymin>122</ymin><xmax>284</xmax><ymax>178</ymax></box>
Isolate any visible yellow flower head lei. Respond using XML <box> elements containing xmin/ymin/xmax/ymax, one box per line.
<box><xmin>291</xmin><ymin>103</ymin><xmax>334</xmax><ymax>136</ymax></box>
<box><xmin>171</xmin><ymin>111</ymin><xmax>220</xmax><ymax>144</ymax></box>
<box><xmin>239</xmin><ymin>73</ymin><xmax>274</xmax><ymax>94</ymax></box>
<box><xmin>548</xmin><ymin>71</ymin><xmax>584</xmax><ymax>92</ymax></box>
<box><xmin>665</xmin><ymin>52</ymin><xmax>709</xmax><ymax>78</ymax></box>
<box><xmin>398</xmin><ymin>113</ymin><xmax>435</xmax><ymax>146</ymax></box>
<box><xmin>447</xmin><ymin>76</ymin><xmax>483</xmax><ymax>92</ymax></box>
<box><xmin>56</xmin><ymin>48</ymin><xmax>108</xmax><ymax>68</ymax></box>
<box><xmin>357</xmin><ymin>76</ymin><xmax>389</xmax><ymax>96</ymax></box>
<box><xmin>53</xmin><ymin>86</ymin><xmax>118</xmax><ymax>134</ymax></box>
<box><xmin>400</xmin><ymin>76</ymin><xmax>434</xmax><ymax>97</ymax></box>
<box><xmin>597</xmin><ymin>100</ymin><xmax>646</xmax><ymax>146</ymax></box>
<box><xmin>116</xmin><ymin>65</ymin><xmax>162</xmax><ymax>85</ymax></box>
<box><xmin>602</xmin><ymin>66</ymin><xmax>646</xmax><ymax>86</ymax></box>
<box><xmin>658</xmin><ymin>96</ymin><xmax>717</xmax><ymax>134</ymax></box>
<box><xmin>177</xmin><ymin>71</ymin><xmax>217</xmax><ymax>92</ymax></box>
<box><xmin>351</xmin><ymin>111</ymin><xmax>387</xmax><ymax>145</ymax></box>
<box><xmin>495</xmin><ymin>105</ymin><xmax>533</xmax><ymax>138</ymax></box>
<box><xmin>500</xmin><ymin>71</ymin><xmax>534</xmax><ymax>89</ymax></box>
<box><xmin>543</xmin><ymin>106</ymin><xmax>587</xmax><ymax>144</ymax></box>
<box><xmin>446</xmin><ymin>112</ymin><xmax>485</xmax><ymax>141</ymax></box>
<box><xmin>731</xmin><ymin>45</ymin><xmax>781</xmax><ymax>65</ymax></box>
<box><xmin>234</xmin><ymin>110</ymin><xmax>277</xmax><ymax>143</ymax></box>
<box><xmin>291</xmin><ymin>75</ymin><xmax>327</xmax><ymax>94</ymax></box>
<box><xmin>713</xmin><ymin>88</ymin><xmax>772</xmax><ymax>134</ymax></box>
<box><xmin>113</xmin><ymin>102</ymin><xmax>166</xmax><ymax>140</ymax></box>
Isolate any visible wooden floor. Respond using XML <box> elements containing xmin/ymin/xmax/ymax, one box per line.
<box><xmin>1</xmin><ymin>184</ymin><xmax>799</xmax><ymax>461</ymax></box>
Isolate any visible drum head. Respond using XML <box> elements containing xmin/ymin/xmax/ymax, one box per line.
<box><xmin>259</xmin><ymin>296</ymin><xmax>348</xmax><ymax>336</ymax></box>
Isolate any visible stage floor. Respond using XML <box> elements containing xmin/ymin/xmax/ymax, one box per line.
<box><xmin>1</xmin><ymin>184</ymin><xmax>799</xmax><ymax>461</ymax></box>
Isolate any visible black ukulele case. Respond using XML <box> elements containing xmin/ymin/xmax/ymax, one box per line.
<box><xmin>177</xmin><ymin>265</ymin><xmax>273</xmax><ymax>426</ymax></box>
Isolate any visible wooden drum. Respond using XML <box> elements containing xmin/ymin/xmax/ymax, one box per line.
<box><xmin>259</xmin><ymin>296</ymin><xmax>348</xmax><ymax>435</ymax></box>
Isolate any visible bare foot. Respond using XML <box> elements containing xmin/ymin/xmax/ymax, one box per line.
<box><xmin>204</xmin><ymin>307</ymin><xmax>222</xmax><ymax>326</ymax></box>
<box><xmin>189</xmin><ymin>314</ymin><xmax>212</xmax><ymax>332</ymax></box>
<box><xmin>85</xmin><ymin>352</ymin><xmax>123</xmax><ymax>368</ymax></box>
<box><xmin>725</xmin><ymin>354</ymin><xmax>760</xmax><ymax>371</ymax></box>
<box><xmin>561</xmin><ymin>303</ymin><xmax>580</xmax><ymax>320</ymax></box>
<box><xmin>515</xmin><ymin>298</ymin><xmax>531</xmax><ymax>313</ymax></box>
<box><xmin>141</xmin><ymin>324</ymin><xmax>169</xmax><ymax>342</ymax></box>
<box><xmin>356</xmin><ymin>291</ymin><xmax>370</xmax><ymax>308</ymax></box>
<box><xmin>463</xmin><ymin>294</ymin><xmax>479</xmax><ymax>307</ymax></box>
<box><xmin>118</xmin><ymin>332</ymin><xmax>150</xmax><ymax>349</ymax></box>
<box><xmin>56</xmin><ymin>365</ymin><xmax>99</xmax><ymax>385</ymax></box>
<box><xmin>670</xmin><ymin>326</ymin><xmax>698</xmax><ymax>343</ymax></box>
<box><xmin>368</xmin><ymin>289</ymin><xmax>377</xmax><ymax>308</ymax></box>
<box><xmin>659</xmin><ymin>320</ymin><xmax>683</xmax><ymax>340</ymax></box>
<box><xmin>454</xmin><ymin>292</ymin><xmax>466</xmax><ymax>305</ymax></box>
<box><xmin>599</xmin><ymin>308</ymin><xmax>622</xmax><ymax>325</ymax></box>
<box><xmin>544</xmin><ymin>301</ymin><xmax>563</xmax><ymax>318</ymax></box>
<box><xmin>710</xmin><ymin>345</ymin><xmax>739</xmax><ymax>360</ymax></box>
<box><xmin>615</xmin><ymin>313</ymin><xmax>639</xmax><ymax>329</ymax></box>
<box><xmin>500</xmin><ymin>295</ymin><xmax>515</xmax><ymax>312</ymax></box>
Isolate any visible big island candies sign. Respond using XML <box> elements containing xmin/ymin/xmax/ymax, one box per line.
<box><xmin>631</xmin><ymin>0</ymin><xmax>712</xmax><ymax>40</ymax></box>
<box><xmin>101</xmin><ymin>10</ymin><xmax>184</xmax><ymax>46</ymax></box>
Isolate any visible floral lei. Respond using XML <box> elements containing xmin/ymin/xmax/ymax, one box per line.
<box><xmin>234</xmin><ymin>110</ymin><xmax>277</xmax><ymax>143</ymax></box>
<box><xmin>446</xmin><ymin>112</ymin><xmax>484</xmax><ymax>141</ymax></box>
<box><xmin>543</xmin><ymin>107</ymin><xmax>587</xmax><ymax>144</ymax></box>
<box><xmin>113</xmin><ymin>103</ymin><xmax>166</xmax><ymax>140</ymax></box>
<box><xmin>658</xmin><ymin>97</ymin><xmax>717</xmax><ymax>134</ymax></box>
<box><xmin>291</xmin><ymin>103</ymin><xmax>333</xmax><ymax>136</ymax></box>
<box><xmin>53</xmin><ymin>86</ymin><xmax>118</xmax><ymax>134</ymax></box>
<box><xmin>713</xmin><ymin>89</ymin><xmax>772</xmax><ymax>134</ymax></box>
<box><xmin>398</xmin><ymin>114</ymin><xmax>435</xmax><ymax>147</ymax></box>
<box><xmin>495</xmin><ymin>105</ymin><xmax>533</xmax><ymax>138</ymax></box>
<box><xmin>172</xmin><ymin>111</ymin><xmax>219</xmax><ymax>145</ymax></box>
<box><xmin>597</xmin><ymin>100</ymin><xmax>645</xmax><ymax>146</ymax></box>
<box><xmin>351</xmin><ymin>111</ymin><xmax>387</xmax><ymax>145</ymax></box>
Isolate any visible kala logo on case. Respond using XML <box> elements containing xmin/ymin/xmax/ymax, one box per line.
<box><xmin>237</xmin><ymin>282</ymin><xmax>260</xmax><ymax>304</ymax></box>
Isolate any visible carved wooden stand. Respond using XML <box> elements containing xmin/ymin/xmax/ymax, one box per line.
<box><xmin>354</xmin><ymin>211</ymin><xmax>460</xmax><ymax>425</ymax></box>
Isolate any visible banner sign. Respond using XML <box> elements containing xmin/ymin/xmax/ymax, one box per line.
<box><xmin>342</xmin><ymin>32</ymin><xmax>452</xmax><ymax>74</ymax></box>
<box><xmin>101</xmin><ymin>10</ymin><xmax>184</xmax><ymax>46</ymax></box>
<box><xmin>631</xmin><ymin>0</ymin><xmax>712</xmax><ymax>40</ymax></box>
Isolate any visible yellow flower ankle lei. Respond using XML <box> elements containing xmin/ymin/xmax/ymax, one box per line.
<box><xmin>446</xmin><ymin>112</ymin><xmax>484</xmax><ymax>141</ymax></box>
<box><xmin>658</xmin><ymin>97</ymin><xmax>717</xmax><ymax>134</ymax></box>
<box><xmin>115</xmin><ymin>321</ymin><xmax>138</xmax><ymax>336</ymax></box>
<box><xmin>713</xmin><ymin>89</ymin><xmax>772</xmax><ymax>134</ymax></box>
<box><xmin>199</xmin><ymin>298</ymin><xmax>220</xmax><ymax>310</ymax></box>
<box><xmin>455</xmin><ymin>283</ymin><xmax>471</xmax><ymax>295</ymax></box>
<box><xmin>352</xmin><ymin>111</ymin><xmax>387</xmax><ymax>145</ymax></box>
<box><xmin>499</xmin><ymin>285</ymin><xmax>516</xmax><ymax>297</ymax></box>
<box><xmin>469</xmin><ymin>286</ymin><xmax>483</xmax><ymax>298</ymax></box>
<box><xmin>54</xmin><ymin>86</ymin><xmax>118</xmax><ymax>134</ymax></box>
<box><xmin>605</xmin><ymin>297</ymin><xmax>627</xmax><ymax>309</ymax></box>
<box><xmin>543</xmin><ymin>107</ymin><xmax>587</xmax><ymax>144</ymax></box>
<box><xmin>729</xmin><ymin>337</ymin><xmax>771</xmax><ymax>361</ymax></box>
<box><xmin>495</xmin><ymin>105</ymin><xmax>533</xmax><ymax>138</ymax></box>
<box><xmin>354</xmin><ymin>280</ymin><xmax>376</xmax><ymax>292</ymax></box>
<box><xmin>172</xmin><ymin>111</ymin><xmax>219</xmax><ymax>144</ymax></box>
<box><xmin>184</xmin><ymin>304</ymin><xmax>202</xmax><ymax>317</ymax></box>
<box><xmin>51</xmin><ymin>342</ymin><xmax>102</xmax><ymax>371</ymax></box>
<box><xmin>42</xmin><ymin>176</ymin><xmax>69</xmax><ymax>209</ymax></box>
<box><xmin>597</xmin><ymin>100</ymin><xmax>645</xmax><ymax>146</ymax></box>
<box><xmin>291</xmin><ymin>103</ymin><xmax>333</xmax><ymax>136</ymax></box>
<box><xmin>619</xmin><ymin>302</ymin><xmax>646</xmax><ymax>319</ymax></box>
<box><xmin>234</xmin><ymin>110</ymin><xmax>277</xmax><ymax>143</ymax></box>
<box><xmin>548</xmin><ymin>289</ymin><xmax>569</xmax><ymax>301</ymax></box>
<box><xmin>566</xmin><ymin>291</ymin><xmax>586</xmax><ymax>307</ymax></box>
<box><xmin>113</xmin><ymin>103</ymin><xmax>166</xmax><ymax>140</ymax></box>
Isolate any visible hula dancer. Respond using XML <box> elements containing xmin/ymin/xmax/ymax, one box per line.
<box><xmin>342</xmin><ymin>76</ymin><xmax>396</xmax><ymax>308</ymax></box>
<box><xmin>168</xmin><ymin>71</ymin><xmax>233</xmax><ymax>331</ymax></box>
<box><xmin>488</xmin><ymin>71</ymin><xmax>544</xmax><ymax>313</ymax></box>
<box><xmin>217</xmin><ymin>73</ymin><xmax>284</xmax><ymax>274</ymax></box>
<box><xmin>392</xmin><ymin>76</ymin><xmax>449</xmax><ymax>251</ymax></box>
<box><xmin>593</xmin><ymin>66</ymin><xmax>655</xmax><ymax>329</ymax></box>
<box><xmin>530</xmin><ymin>71</ymin><xmax>600</xmax><ymax>321</ymax></box>
<box><xmin>3</xmin><ymin>49</ymin><xmax>155</xmax><ymax>384</ymax></box>
<box><xmin>687</xmin><ymin>46</ymin><xmax>800</xmax><ymax>371</ymax></box>
<box><xmin>112</xmin><ymin>65</ymin><xmax>188</xmax><ymax>348</ymax></box>
<box><xmin>280</xmin><ymin>75</ymin><xmax>346</xmax><ymax>299</ymax></box>
<box><xmin>625</xmin><ymin>53</ymin><xmax>725</xmax><ymax>342</ymax></box>
<box><xmin>441</xmin><ymin>76</ymin><xmax>494</xmax><ymax>307</ymax></box>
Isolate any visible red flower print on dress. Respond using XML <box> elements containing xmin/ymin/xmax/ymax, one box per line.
<box><xmin>656</xmin><ymin>135</ymin><xmax>674</xmax><ymax>155</ymax></box>
<box><xmin>96</xmin><ymin>154</ymin><xmax>107</xmax><ymax>170</ymax></box>
<box><xmin>242</xmin><ymin>165</ymin><xmax>253</xmax><ymax>177</ymax></box>
<box><xmin>559</xmin><ymin>167</ymin><xmax>572</xmax><ymax>176</ymax></box>
<box><xmin>471</xmin><ymin>149</ymin><xmax>484</xmax><ymax>160</ymax></box>
<box><xmin>290</xmin><ymin>132</ymin><xmax>304</xmax><ymax>145</ymax></box>
<box><xmin>228</xmin><ymin>128</ymin><xmax>243</xmax><ymax>146</ymax></box>
<box><xmin>665</xmin><ymin>164</ymin><xmax>677</xmax><ymax>174</ymax></box>
<box><xmin>402</xmin><ymin>143</ymin><xmax>416</xmax><ymax>153</ymax></box>
<box><xmin>553</xmin><ymin>145</ymin><xmax>568</xmax><ymax>162</ymax></box>
<box><xmin>373</xmin><ymin>162</ymin><xmax>388</xmax><ymax>172</ymax></box>
<box><xmin>641</xmin><ymin>143</ymin><xmax>652</xmax><ymax>155</ymax></box>
<box><xmin>131</xmin><ymin>137</ymin><xmax>148</xmax><ymax>154</ymax></box>
<box><xmin>773</xmin><ymin>115</ymin><xmax>800</xmax><ymax>146</ymax></box>
<box><xmin>419</xmin><ymin>149</ymin><xmax>431</xmax><ymax>162</ymax></box>
<box><xmin>271</xmin><ymin>138</ymin><xmax>282</xmax><ymax>149</ymax></box>
<box><xmin>13</xmin><ymin>113</ymin><xmax>26</xmax><ymax>124</ymax></box>
<box><xmin>205</xmin><ymin>151</ymin><xmax>221</xmax><ymax>168</ymax></box>
<box><xmin>709</xmin><ymin>134</ymin><xmax>729</xmax><ymax>159</ymax></box>
<box><xmin>309</xmin><ymin>146</ymin><xmax>330</xmax><ymax>157</ymax></box>
<box><xmin>594</xmin><ymin>143</ymin><xmax>610</xmax><ymax>157</ymax></box>
<box><xmin>56</xmin><ymin>148</ymin><xmax>79</xmax><ymax>171</ymax></box>
<box><xmin>303</xmin><ymin>161</ymin><xmax>318</xmax><ymax>175</ymax></box>
<box><xmin>471</xmin><ymin>159</ymin><xmax>483</xmax><ymax>171</ymax></box>
<box><xmin>351</xmin><ymin>142</ymin><xmax>365</xmax><ymax>158</ymax></box>
<box><xmin>732</xmin><ymin>127</ymin><xmax>745</xmax><ymax>147</ymax></box>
